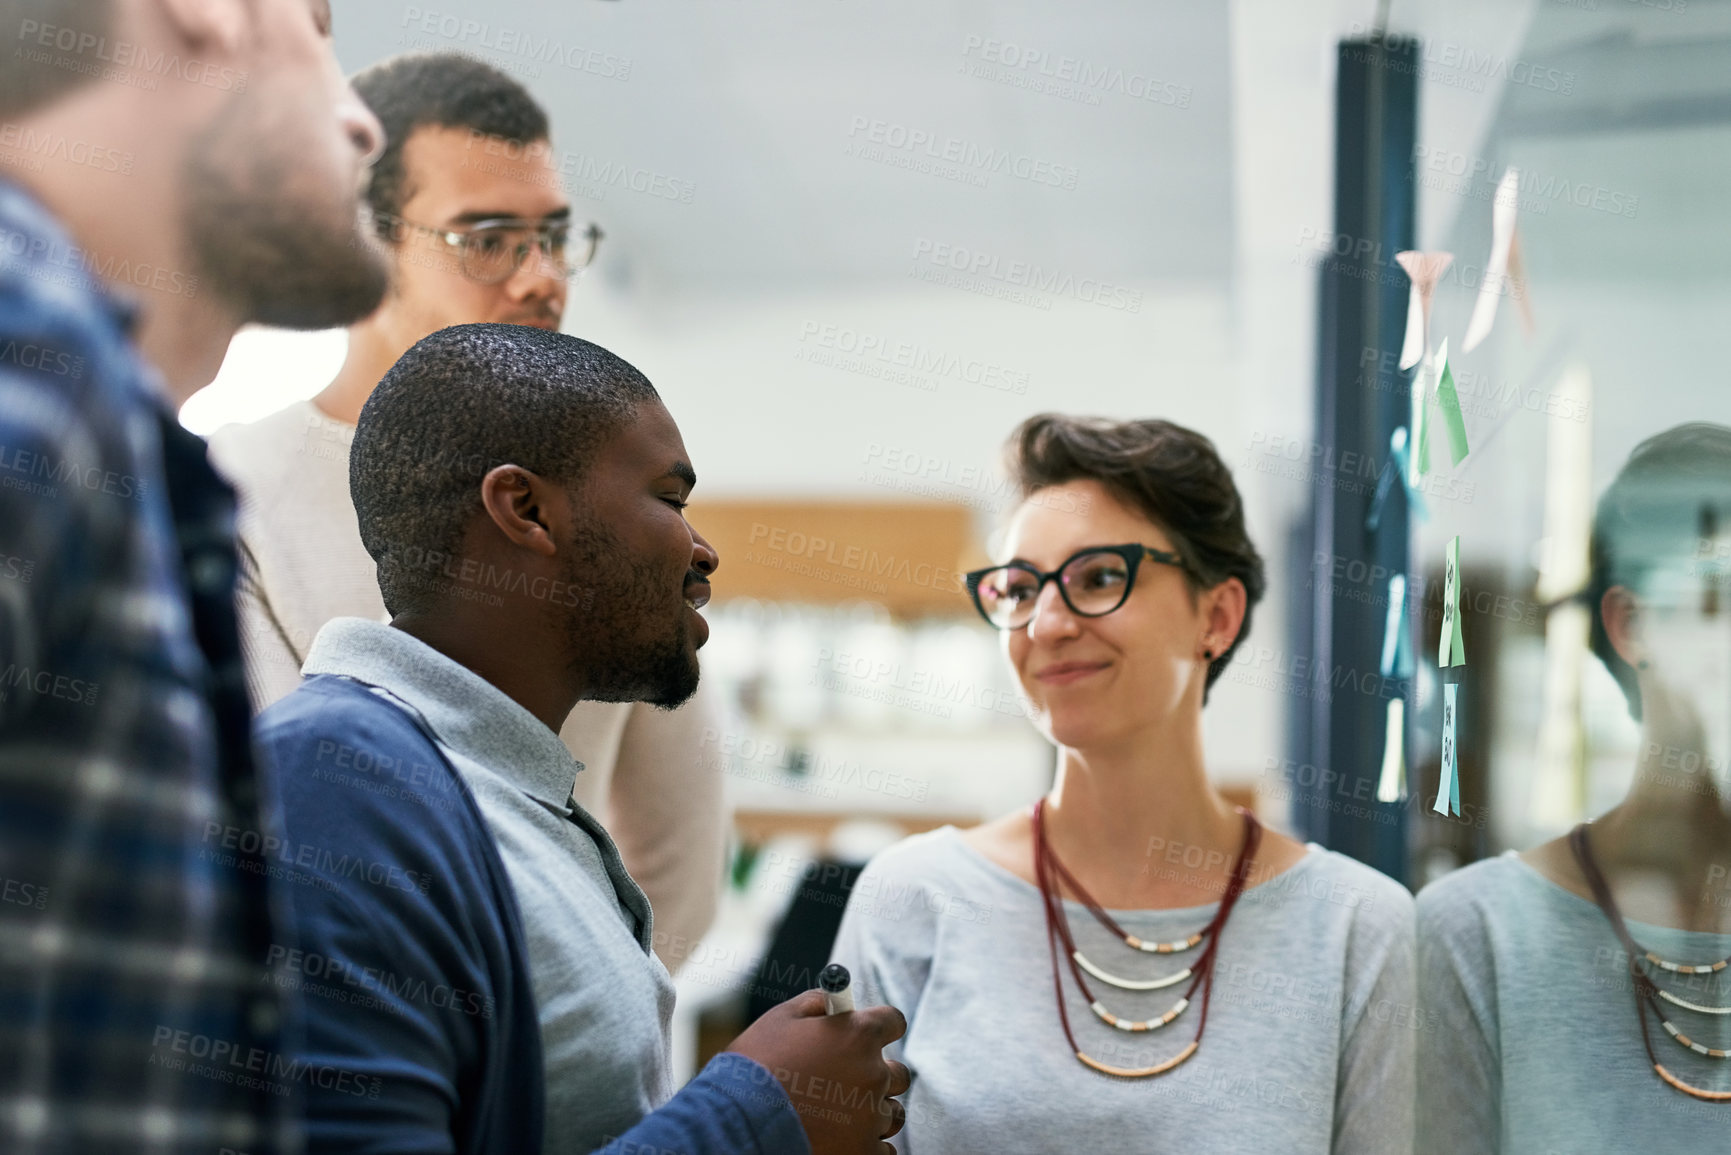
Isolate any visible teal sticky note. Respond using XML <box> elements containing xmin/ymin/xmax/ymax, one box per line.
<box><xmin>1389</xmin><ymin>427</ymin><xmax>1429</xmax><ymax>522</ymax></box>
<box><xmin>1380</xmin><ymin>574</ymin><xmax>1411</xmax><ymax>678</ymax></box>
<box><xmin>1435</xmin><ymin>682</ymin><xmax>1460</xmax><ymax>816</ymax></box>
<box><xmin>1445</xmin><ymin>683</ymin><xmax>1461</xmax><ymax>815</ymax></box>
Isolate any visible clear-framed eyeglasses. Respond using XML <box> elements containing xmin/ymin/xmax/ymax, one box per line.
<box><xmin>964</xmin><ymin>543</ymin><xmax>1190</xmax><ymax>631</ymax></box>
<box><xmin>374</xmin><ymin>212</ymin><xmax>604</xmax><ymax>284</ymax></box>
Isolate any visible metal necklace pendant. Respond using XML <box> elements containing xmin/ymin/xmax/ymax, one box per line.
<box><xmin>1072</xmin><ymin>950</ymin><xmax>1192</xmax><ymax>991</ymax></box>
<box><xmin>1646</xmin><ymin>950</ymin><xmax>1731</xmax><ymax>977</ymax></box>
<box><xmin>1658</xmin><ymin>988</ymin><xmax>1731</xmax><ymax>1016</ymax></box>
<box><xmin>1659</xmin><ymin>1012</ymin><xmax>1731</xmax><ymax>1059</ymax></box>
<box><xmin>1126</xmin><ymin>931</ymin><xmax>1205</xmax><ymax>954</ymax></box>
<box><xmin>1088</xmin><ymin>995</ymin><xmax>1190</xmax><ymax>1032</ymax></box>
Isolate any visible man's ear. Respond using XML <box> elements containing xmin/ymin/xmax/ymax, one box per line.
<box><xmin>1601</xmin><ymin>585</ymin><xmax>1645</xmax><ymax>667</ymax></box>
<box><xmin>152</xmin><ymin>0</ymin><xmax>248</xmax><ymax>56</ymax></box>
<box><xmin>478</xmin><ymin>465</ymin><xmax>559</xmax><ymax>558</ymax></box>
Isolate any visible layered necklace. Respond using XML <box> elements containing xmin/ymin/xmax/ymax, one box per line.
<box><xmin>1032</xmin><ymin>798</ymin><xmax>1261</xmax><ymax>1078</ymax></box>
<box><xmin>1569</xmin><ymin>823</ymin><xmax>1731</xmax><ymax>1102</ymax></box>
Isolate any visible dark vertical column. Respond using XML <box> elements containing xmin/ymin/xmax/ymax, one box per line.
<box><xmin>1289</xmin><ymin>35</ymin><xmax>1417</xmax><ymax>883</ymax></box>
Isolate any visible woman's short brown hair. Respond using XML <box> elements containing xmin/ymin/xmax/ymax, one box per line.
<box><xmin>1004</xmin><ymin>413</ymin><xmax>1266</xmax><ymax>700</ymax></box>
<box><xmin>1588</xmin><ymin>422</ymin><xmax>1731</xmax><ymax>721</ymax></box>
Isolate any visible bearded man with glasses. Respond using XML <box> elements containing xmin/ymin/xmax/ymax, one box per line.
<box><xmin>208</xmin><ymin>52</ymin><xmax>728</xmax><ymax>975</ymax></box>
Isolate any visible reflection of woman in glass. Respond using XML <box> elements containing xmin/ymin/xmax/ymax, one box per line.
<box><xmin>831</xmin><ymin>415</ymin><xmax>1414</xmax><ymax>1153</ymax></box>
<box><xmin>1417</xmin><ymin>424</ymin><xmax>1731</xmax><ymax>1153</ymax></box>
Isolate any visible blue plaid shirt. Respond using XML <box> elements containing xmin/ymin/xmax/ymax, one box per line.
<box><xmin>0</xmin><ymin>180</ymin><xmax>297</xmax><ymax>1155</ymax></box>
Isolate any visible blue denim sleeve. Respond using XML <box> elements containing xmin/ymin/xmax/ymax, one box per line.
<box><xmin>257</xmin><ymin>678</ymin><xmax>543</xmax><ymax>1155</ymax></box>
<box><xmin>592</xmin><ymin>1052</ymin><xmax>811</xmax><ymax>1155</ymax></box>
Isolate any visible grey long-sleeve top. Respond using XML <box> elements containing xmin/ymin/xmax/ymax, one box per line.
<box><xmin>830</xmin><ymin>826</ymin><xmax>1415</xmax><ymax>1154</ymax></box>
<box><xmin>1416</xmin><ymin>851</ymin><xmax>1731</xmax><ymax>1155</ymax></box>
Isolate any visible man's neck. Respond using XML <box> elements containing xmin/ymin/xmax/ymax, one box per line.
<box><xmin>9</xmin><ymin>96</ymin><xmax>238</xmax><ymax>406</ymax></box>
<box><xmin>314</xmin><ymin>322</ymin><xmax>408</xmax><ymax>426</ymax></box>
<box><xmin>390</xmin><ymin>606</ymin><xmax>584</xmax><ymax>736</ymax></box>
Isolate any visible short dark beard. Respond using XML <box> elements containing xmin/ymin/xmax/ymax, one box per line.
<box><xmin>181</xmin><ymin>87</ymin><xmax>389</xmax><ymax>328</ymax></box>
<box><xmin>562</xmin><ymin>513</ymin><xmax>699</xmax><ymax>708</ymax></box>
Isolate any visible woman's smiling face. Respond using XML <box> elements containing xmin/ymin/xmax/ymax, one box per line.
<box><xmin>997</xmin><ymin>478</ymin><xmax>1244</xmax><ymax>752</ymax></box>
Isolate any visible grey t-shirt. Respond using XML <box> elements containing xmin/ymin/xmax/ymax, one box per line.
<box><xmin>1416</xmin><ymin>851</ymin><xmax>1731</xmax><ymax>1155</ymax></box>
<box><xmin>830</xmin><ymin>826</ymin><xmax>1415</xmax><ymax>1154</ymax></box>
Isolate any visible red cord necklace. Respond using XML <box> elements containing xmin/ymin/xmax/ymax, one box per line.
<box><xmin>1032</xmin><ymin>797</ymin><xmax>1262</xmax><ymax>1078</ymax></box>
<box><xmin>1569</xmin><ymin>823</ymin><xmax>1731</xmax><ymax>1101</ymax></box>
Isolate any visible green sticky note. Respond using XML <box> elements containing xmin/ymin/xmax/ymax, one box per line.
<box><xmin>1434</xmin><ymin>347</ymin><xmax>1470</xmax><ymax>466</ymax></box>
<box><xmin>1414</xmin><ymin>388</ymin><xmax>1431</xmax><ymax>478</ymax></box>
<box><xmin>1450</xmin><ymin>537</ymin><xmax>1465</xmax><ymax>667</ymax></box>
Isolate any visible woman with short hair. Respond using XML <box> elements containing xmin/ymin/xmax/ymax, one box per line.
<box><xmin>831</xmin><ymin>413</ymin><xmax>1414</xmax><ymax>1153</ymax></box>
<box><xmin>1416</xmin><ymin>423</ymin><xmax>1731</xmax><ymax>1154</ymax></box>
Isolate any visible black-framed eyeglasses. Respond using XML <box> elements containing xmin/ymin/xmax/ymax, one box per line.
<box><xmin>374</xmin><ymin>212</ymin><xmax>604</xmax><ymax>284</ymax></box>
<box><xmin>964</xmin><ymin>544</ymin><xmax>1188</xmax><ymax>631</ymax></box>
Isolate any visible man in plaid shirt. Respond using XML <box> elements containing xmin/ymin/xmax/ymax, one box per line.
<box><xmin>0</xmin><ymin>2</ymin><xmax>390</xmax><ymax>1151</ymax></box>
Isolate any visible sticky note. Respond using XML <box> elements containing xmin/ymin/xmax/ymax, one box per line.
<box><xmin>1434</xmin><ymin>682</ymin><xmax>1460</xmax><ymax>816</ymax></box>
<box><xmin>1395</xmin><ymin>251</ymin><xmax>1454</xmax><ymax>371</ymax></box>
<box><xmin>1388</xmin><ymin>426</ymin><xmax>1428</xmax><ymax>522</ymax></box>
<box><xmin>1433</xmin><ymin>340</ymin><xmax>1470</xmax><ymax>467</ymax></box>
<box><xmin>1438</xmin><ymin>536</ymin><xmax>1465</xmax><ymax>668</ymax></box>
<box><xmin>1377</xmin><ymin>696</ymin><xmax>1407</xmax><ymax>803</ymax></box>
<box><xmin>1462</xmin><ymin>169</ymin><xmax>1521</xmax><ymax>353</ymax></box>
<box><xmin>1380</xmin><ymin>573</ymin><xmax>1409</xmax><ymax>677</ymax></box>
<box><xmin>1413</xmin><ymin>366</ymin><xmax>1432</xmax><ymax>482</ymax></box>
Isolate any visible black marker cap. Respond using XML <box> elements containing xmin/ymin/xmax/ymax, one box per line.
<box><xmin>819</xmin><ymin>963</ymin><xmax>851</xmax><ymax>993</ymax></box>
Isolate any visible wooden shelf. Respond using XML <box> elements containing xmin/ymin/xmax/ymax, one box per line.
<box><xmin>687</xmin><ymin>499</ymin><xmax>985</xmax><ymax>616</ymax></box>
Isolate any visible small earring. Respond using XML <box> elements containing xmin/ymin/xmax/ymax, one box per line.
<box><xmin>1637</xmin><ymin>659</ymin><xmax>1651</xmax><ymax>671</ymax></box>
<box><xmin>1202</xmin><ymin>650</ymin><xmax>1215</xmax><ymax>662</ymax></box>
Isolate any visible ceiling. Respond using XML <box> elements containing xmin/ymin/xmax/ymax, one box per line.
<box><xmin>332</xmin><ymin>0</ymin><xmax>1237</xmax><ymax>295</ymax></box>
